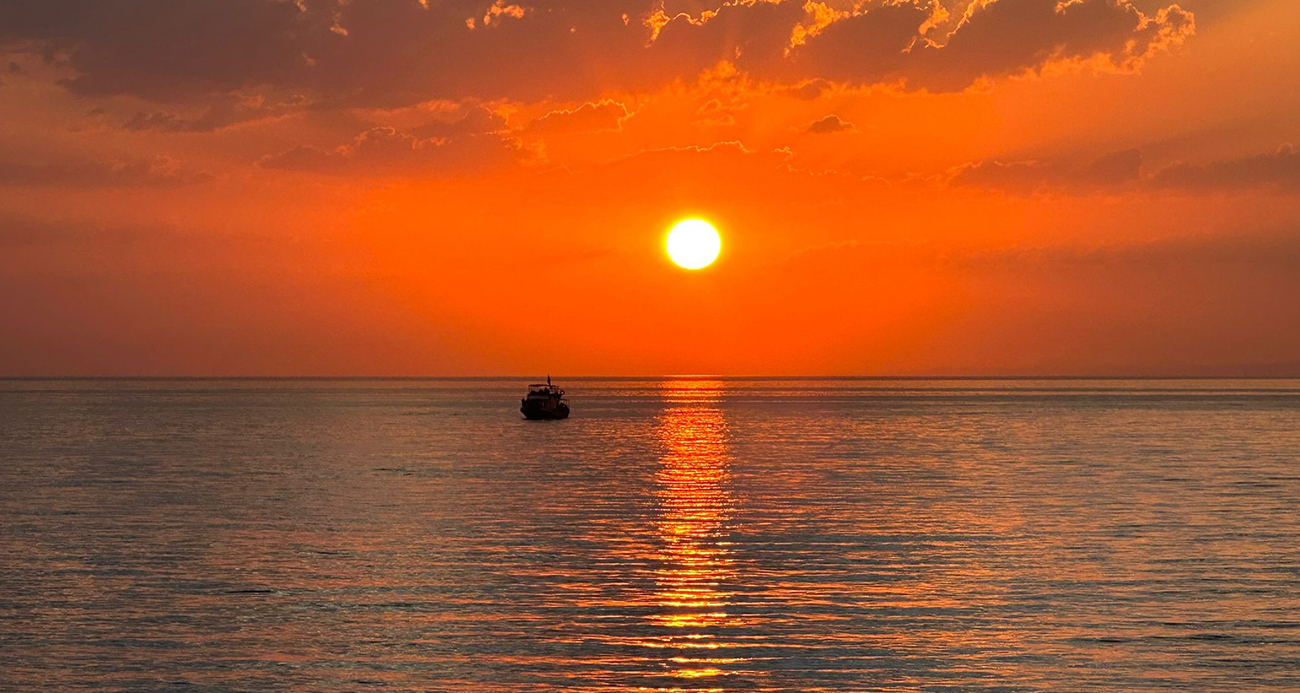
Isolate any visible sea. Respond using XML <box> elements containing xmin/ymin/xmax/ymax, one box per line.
<box><xmin>1</xmin><ymin>378</ymin><xmax>1298</xmax><ymax>692</ymax></box>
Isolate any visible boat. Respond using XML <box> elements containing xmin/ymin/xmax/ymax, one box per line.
<box><xmin>521</xmin><ymin>375</ymin><xmax>570</xmax><ymax>420</ymax></box>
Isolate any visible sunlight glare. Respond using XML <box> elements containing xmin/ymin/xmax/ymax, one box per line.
<box><xmin>666</xmin><ymin>219</ymin><xmax>722</xmax><ymax>270</ymax></box>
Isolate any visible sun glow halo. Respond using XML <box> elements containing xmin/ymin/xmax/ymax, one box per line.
<box><xmin>666</xmin><ymin>220</ymin><xmax>721</xmax><ymax>270</ymax></box>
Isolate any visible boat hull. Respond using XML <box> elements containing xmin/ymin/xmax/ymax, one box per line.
<box><xmin>522</xmin><ymin>403</ymin><xmax>570</xmax><ymax>420</ymax></box>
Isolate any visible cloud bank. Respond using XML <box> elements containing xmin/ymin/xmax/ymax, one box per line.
<box><xmin>0</xmin><ymin>0</ymin><xmax>1194</xmax><ymax>108</ymax></box>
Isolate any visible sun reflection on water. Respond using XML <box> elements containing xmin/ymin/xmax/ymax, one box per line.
<box><xmin>648</xmin><ymin>380</ymin><xmax>745</xmax><ymax>684</ymax></box>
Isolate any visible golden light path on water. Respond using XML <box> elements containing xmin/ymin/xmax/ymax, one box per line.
<box><xmin>649</xmin><ymin>382</ymin><xmax>738</xmax><ymax>683</ymax></box>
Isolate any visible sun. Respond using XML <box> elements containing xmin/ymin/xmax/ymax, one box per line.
<box><xmin>666</xmin><ymin>219</ymin><xmax>721</xmax><ymax>270</ymax></box>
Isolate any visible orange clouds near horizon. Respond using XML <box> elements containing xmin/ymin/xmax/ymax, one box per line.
<box><xmin>1</xmin><ymin>0</ymin><xmax>1298</xmax><ymax>376</ymax></box>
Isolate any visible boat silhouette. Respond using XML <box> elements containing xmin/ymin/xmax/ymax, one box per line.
<box><xmin>521</xmin><ymin>375</ymin><xmax>570</xmax><ymax>420</ymax></box>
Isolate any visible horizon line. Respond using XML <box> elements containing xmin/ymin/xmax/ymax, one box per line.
<box><xmin>4</xmin><ymin>374</ymin><xmax>1300</xmax><ymax>381</ymax></box>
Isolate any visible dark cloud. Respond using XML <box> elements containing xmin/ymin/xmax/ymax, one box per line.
<box><xmin>941</xmin><ymin>145</ymin><xmax>1300</xmax><ymax>195</ymax></box>
<box><xmin>1080</xmin><ymin>148</ymin><xmax>1145</xmax><ymax>186</ymax></box>
<box><xmin>790</xmin><ymin>0</ymin><xmax>1193</xmax><ymax>90</ymax></box>
<box><xmin>0</xmin><ymin>155</ymin><xmax>210</xmax><ymax>187</ymax></box>
<box><xmin>0</xmin><ymin>0</ymin><xmax>307</xmax><ymax>100</ymax></box>
<box><xmin>1153</xmin><ymin>145</ymin><xmax>1300</xmax><ymax>192</ymax></box>
<box><xmin>121</xmin><ymin>94</ymin><xmax>303</xmax><ymax>133</ymax></box>
<box><xmin>649</xmin><ymin>0</ymin><xmax>808</xmax><ymax>81</ymax></box>
<box><xmin>408</xmin><ymin>105</ymin><xmax>508</xmax><ymax>138</ymax></box>
<box><xmin>791</xmin><ymin>2</ymin><xmax>931</xmax><ymax>84</ymax></box>
<box><xmin>902</xmin><ymin>0</ymin><xmax>1194</xmax><ymax>90</ymax></box>
<box><xmin>257</xmin><ymin>126</ymin><xmax>523</xmax><ymax>175</ymax></box>
<box><xmin>525</xmin><ymin>100</ymin><xmax>630</xmax><ymax>133</ymax></box>
<box><xmin>122</xmin><ymin>111</ymin><xmax>192</xmax><ymax>132</ymax></box>
<box><xmin>806</xmin><ymin>114</ymin><xmax>855</xmax><ymax>134</ymax></box>
<box><xmin>0</xmin><ymin>0</ymin><xmax>1194</xmax><ymax>108</ymax></box>
<box><xmin>789</xmin><ymin>78</ymin><xmax>834</xmax><ymax>100</ymax></box>
<box><xmin>951</xmin><ymin>149</ymin><xmax>1142</xmax><ymax>193</ymax></box>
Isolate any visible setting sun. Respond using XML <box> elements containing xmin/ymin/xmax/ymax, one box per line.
<box><xmin>666</xmin><ymin>220</ymin><xmax>722</xmax><ymax>270</ymax></box>
<box><xmin>4</xmin><ymin>2</ymin><xmax>1299</xmax><ymax>692</ymax></box>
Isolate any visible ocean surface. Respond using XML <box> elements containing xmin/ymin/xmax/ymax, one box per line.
<box><xmin>2</xmin><ymin>378</ymin><xmax>1299</xmax><ymax>692</ymax></box>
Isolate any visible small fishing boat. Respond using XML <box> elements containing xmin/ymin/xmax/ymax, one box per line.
<box><xmin>521</xmin><ymin>376</ymin><xmax>570</xmax><ymax>420</ymax></box>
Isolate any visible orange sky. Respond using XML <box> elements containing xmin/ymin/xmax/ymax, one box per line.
<box><xmin>1</xmin><ymin>0</ymin><xmax>1298</xmax><ymax>376</ymax></box>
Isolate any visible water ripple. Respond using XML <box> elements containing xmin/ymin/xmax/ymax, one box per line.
<box><xmin>1</xmin><ymin>378</ymin><xmax>1298</xmax><ymax>691</ymax></box>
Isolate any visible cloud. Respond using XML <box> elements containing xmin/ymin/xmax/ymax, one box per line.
<box><xmin>805</xmin><ymin>114</ymin><xmax>854</xmax><ymax>134</ymax></box>
<box><xmin>0</xmin><ymin>0</ymin><xmax>307</xmax><ymax>100</ymax></box>
<box><xmin>794</xmin><ymin>0</ymin><xmax>1195</xmax><ymax>89</ymax></box>
<box><xmin>904</xmin><ymin>0</ymin><xmax>1196</xmax><ymax>90</ymax></box>
<box><xmin>525</xmin><ymin>100</ymin><xmax>631</xmax><ymax>134</ymax></box>
<box><xmin>0</xmin><ymin>0</ymin><xmax>1194</xmax><ymax>108</ymax></box>
<box><xmin>951</xmin><ymin>149</ymin><xmax>1142</xmax><ymax>193</ymax></box>
<box><xmin>0</xmin><ymin>155</ymin><xmax>210</xmax><ymax>187</ymax></box>
<box><xmin>593</xmin><ymin>140</ymin><xmax>805</xmax><ymax>191</ymax></box>
<box><xmin>407</xmin><ymin>105</ymin><xmax>508</xmax><ymax>138</ymax></box>
<box><xmin>121</xmin><ymin>94</ymin><xmax>302</xmax><ymax>133</ymax></box>
<box><xmin>257</xmin><ymin>126</ymin><xmax>522</xmax><ymax>175</ymax></box>
<box><xmin>788</xmin><ymin>2</ymin><xmax>931</xmax><ymax>84</ymax></box>
<box><xmin>613</xmin><ymin>139</ymin><xmax>788</xmax><ymax>163</ymax></box>
<box><xmin>1153</xmin><ymin>145</ymin><xmax>1300</xmax><ymax>192</ymax></box>
<box><xmin>788</xmin><ymin>78</ymin><xmax>834</xmax><ymax>100</ymax></box>
<box><xmin>952</xmin><ymin>145</ymin><xmax>1300</xmax><ymax>195</ymax></box>
<box><xmin>470</xmin><ymin>0</ymin><xmax>527</xmax><ymax>29</ymax></box>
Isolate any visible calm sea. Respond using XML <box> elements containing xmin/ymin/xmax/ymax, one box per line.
<box><xmin>2</xmin><ymin>378</ymin><xmax>1299</xmax><ymax>692</ymax></box>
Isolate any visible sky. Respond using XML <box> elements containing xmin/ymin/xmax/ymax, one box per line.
<box><xmin>1</xmin><ymin>0</ymin><xmax>1297</xmax><ymax>376</ymax></box>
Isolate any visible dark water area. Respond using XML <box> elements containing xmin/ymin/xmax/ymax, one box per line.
<box><xmin>2</xmin><ymin>378</ymin><xmax>1299</xmax><ymax>692</ymax></box>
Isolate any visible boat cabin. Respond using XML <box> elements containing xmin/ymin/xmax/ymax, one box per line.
<box><xmin>526</xmin><ymin>383</ymin><xmax>564</xmax><ymax>399</ymax></box>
